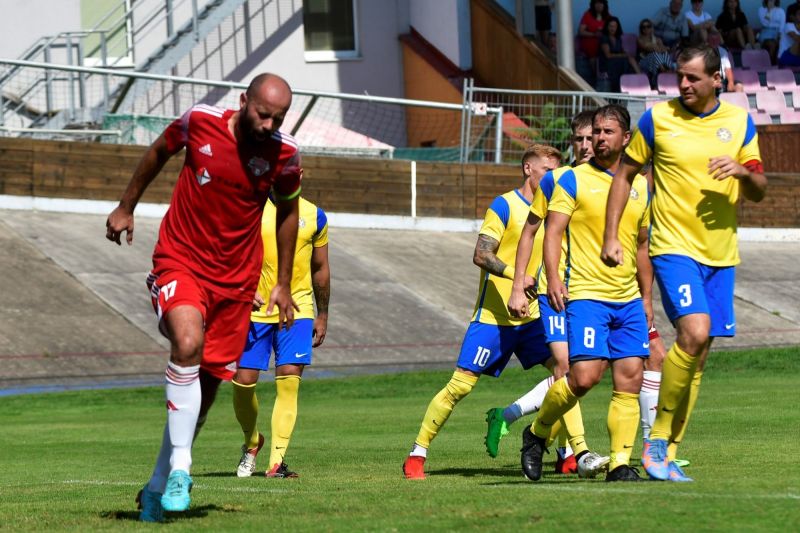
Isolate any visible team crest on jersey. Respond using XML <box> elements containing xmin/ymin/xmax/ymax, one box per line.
<box><xmin>630</xmin><ymin>188</ymin><xmax>639</xmax><ymax>201</ymax></box>
<box><xmin>248</xmin><ymin>156</ymin><xmax>270</xmax><ymax>176</ymax></box>
<box><xmin>196</xmin><ymin>168</ymin><xmax>212</xmax><ymax>186</ymax></box>
<box><xmin>716</xmin><ymin>128</ymin><xmax>733</xmax><ymax>143</ymax></box>
<box><xmin>298</xmin><ymin>217</ymin><xmax>306</xmax><ymax>229</ymax></box>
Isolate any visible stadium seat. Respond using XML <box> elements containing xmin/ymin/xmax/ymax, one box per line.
<box><xmin>732</xmin><ymin>68</ymin><xmax>762</xmax><ymax>93</ymax></box>
<box><xmin>766</xmin><ymin>69</ymin><xmax>797</xmax><ymax>92</ymax></box>
<box><xmin>749</xmin><ymin>111</ymin><xmax>772</xmax><ymax>125</ymax></box>
<box><xmin>755</xmin><ymin>89</ymin><xmax>788</xmax><ymax>114</ymax></box>
<box><xmin>792</xmin><ymin>88</ymin><xmax>800</xmax><ymax>108</ymax></box>
<box><xmin>719</xmin><ymin>91</ymin><xmax>750</xmax><ymax>110</ymax></box>
<box><xmin>621</xmin><ymin>33</ymin><xmax>638</xmax><ymax>57</ymax></box>
<box><xmin>741</xmin><ymin>49</ymin><xmax>777</xmax><ymax>72</ymax></box>
<box><xmin>657</xmin><ymin>72</ymin><xmax>680</xmax><ymax>96</ymax></box>
<box><xmin>620</xmin><ymin>73</ymin><xmax>657</xmax><ymax>96</ymax></box>
<box><xmin>780</xmin><ymin>110</ymin><xmax>800</xmax><ymax>124</ymax></box>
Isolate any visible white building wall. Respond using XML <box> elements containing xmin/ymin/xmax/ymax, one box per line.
<box><xmin>409</xmin><ymin>0</ymin><xmax>472</xmax><ymax>70</ymax></box>
<box><xmin>0</xmin><ymin>0</ymin><xmax>82</xmax><ymax>58</ymax></box>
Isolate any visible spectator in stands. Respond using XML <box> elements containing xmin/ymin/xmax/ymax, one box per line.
<box><xmin>686</xmin><ymin>0</ymin><xmax>718</xmax><ymax>44</ymax></box>
<box><xmin>778</xmin><ymin>4</ymin><xmax>800</xmax><ymax>66</ymax></box>
<box><xmin>653</xmin><ymin>0</ymin><xmax>690</xmax><ymax>49</ymax></box>
<box><xmin>578</xmin><ymin>0</ymin><xmax>610</xmax><ymax>60</ymax></box>
<box><xmin>637</xmin><ymin>18</ymin><xmax>675</xmax><ymax>87</ymax></box>
<box><xmin>535</xmin><ymin>0</ymin><xmax>555</xmax><ymax>48</ymax></box>
<box><xmin>688</xmin><ymin>29</ymin><xmax>742</xmax><ymax>93</ymax></box>
<box><xmin>717</xmin><ymin>0</ymin><xmax>757</xmax><ymax>50</ymax></box>
<box><xmin>759</xmin><ymin>0</ymin><xmax>787</xmax><ymax>64</ymax></box>
<box><xmin>599</xmin><ymin>17</ymin><xmax>642</xmax><ymax>92</ymax></box>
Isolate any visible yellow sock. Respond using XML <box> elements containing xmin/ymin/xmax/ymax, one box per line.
<box><xmin>268</xmin><ymin>375</ymin><xmax>301</xmax><ymax>468</ymax></box>
<box><xmin>546</xmin><ymin>418</ymin><xmax>563</xmax><ymax>448</ymax></box>
<box><xmin>414</xmin><ymin>371</ymin><xmax>477</xmax><ymax>448</ymax></box>
<box><xmin>232</xmin><ymin>379</ymin><xmax>260</xmax><ymax>450</ymax></box>
<box><xmin>668</xmin><ymin>370</ymin><xmax>704</xmax><ymax>461</ymax></box>
<box><xmin>562</xmin><ymin>401</ymin><xmax>589</xmax><ymax>456</ymax></box>
<box><xmin>608</xmin><ymin>391</ymin><xmax>640</xmax><ymax>471</ymax></box>
<box><xmin>650</xmin><ymin>344</ymin><xmax>699</xmax><ymax>441</ymax></box>
<box><xmin>532</xmin><ymin>377</ymin><xmax>578</xmax><ymax>439</ymax></box>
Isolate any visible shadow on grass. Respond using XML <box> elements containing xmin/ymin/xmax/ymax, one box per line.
<box><xmin>101</xmin><ymin>504</ymin><xmax>227</xmax><ymax>522</ymax></box>
<box><xmin>427</xmin><ymin>465</ymin><xmax>525</xmax><ymax>478</ymax></box>
<box><xmin>193</xmin><ymin>471</ymin><xmax>239</xmax><ymax>478</ymax></box>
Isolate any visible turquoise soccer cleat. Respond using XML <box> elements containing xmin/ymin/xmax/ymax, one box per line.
<box><xmin>667</xmin><ymin>461</ymin><xmax>694</xmax><ymax>482</ymax></box>
<box><xmin>161</xmin><ymin>470</ymin><xmax>193</xmax><ymax>512</ymax></box>
<box><xmin>641</xmin><ymin>438</ymin><xmax>670</xmax><ymax>480</ymax></box>
<box><xmin>136</xmin><ymin>484</ymin><xmax>164</xmax><ymax>523</ymax></box>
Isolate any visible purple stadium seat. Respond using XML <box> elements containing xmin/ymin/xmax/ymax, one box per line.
<box><xmin>657</xmin><ymin>72</ymin><xmax>679</xmax><ymax>96</ymax></box>
<box><xmin>741</xmin><ymin>49</ymin><xmax>777</xmax><ymax>72</ymax></box>
<box><xmin>792</xmin><ymin>88</ymin><xmax>800</xmax><ymax>107</ymax></box>
<box><xmin>732</xmin><ymin>68</ymin><xmax>762</xmax><ymax>93</ymax></box>
<box><xmin>750</xmin><ymin>111</ymin><xmax>772</xmax><ymax>125</ymax></box>
<box><xmin>766</xmin><ymin>69</ymin><xmax>797</xmax><ymax>91</ymax></box>
<box><xmin>621</xmin><ymin>33</ymin><xmax>638</xmax><ymax>57</ymax></box>
<box><xmin>620</xmin><ymin>73</ymin><xmax>657</xmax><ymax>95</ymax></box>
<box><xmin>719</xmin><ymin>91</ymin><xmax>750</xmax><ymax>110</ymax></box>
<box><xmin>755</xmin><ymin>89</ymin><xmax>788</xmax><ymax>114</ymax></box>
<box><xmin>780</xmin><ymin>110</ymin><xmax>800</xmax><ymax>124</ymax></box>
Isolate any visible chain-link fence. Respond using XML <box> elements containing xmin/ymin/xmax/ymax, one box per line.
<box><xmin>0</xmin><ymin>59</ymin><xmax>665</xmax><ymax>163</ymax></box>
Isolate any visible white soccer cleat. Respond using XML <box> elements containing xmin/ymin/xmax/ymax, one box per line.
<box><xmin>237</xmin><ymin>433</ymin><xmax>265</xmax><ymax>478</ymax></box>
<box><xmin>577</xmin><ymin>451</ymin><xmax>611</xmax><ymax>478</ymax></box>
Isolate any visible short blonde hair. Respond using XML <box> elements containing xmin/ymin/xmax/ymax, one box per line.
<box><xmin>521</xmin><ymin>143</ymin><xmax>562</xmax><ymax>169</ymax></box>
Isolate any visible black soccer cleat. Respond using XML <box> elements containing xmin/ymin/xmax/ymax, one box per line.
<box><xmin>266</xmin><ymin>462</ymin><xmax>299</xmax><ymax>478</ymax></box>
<box><xmin>605</xmin><ymin>464</ymin><xmax>646</xmax><ymax>482</ymax></box>
<box><xmin>520</xmin><ymin>428</ymin><xmax>547</xmax><ymax>481</ymax></box>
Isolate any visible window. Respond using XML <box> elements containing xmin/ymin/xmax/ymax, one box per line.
<box><xmin>303</xmin><ymin>0</ymin><xmax>359</xmax><ymax>61</ymax></box>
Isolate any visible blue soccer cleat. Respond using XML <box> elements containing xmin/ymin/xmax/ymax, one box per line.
<box><xmin>641</xmin><ymin>438</ymin><xmax>670</xmax><ymax>480</ymax></box>
<box><xmin>136</xmin><ymin>484</ymin><xmax>164</xmax><ymax>522</ymax></box>
<box><xmin>667</xmin><ymin>461</ymin><xmax>693</xmax><ymax>482</ymax></box>
<box><xmin>161</xmin><ymin>470</ymin><xmax>193</xmax><ymax>512</ymax></box>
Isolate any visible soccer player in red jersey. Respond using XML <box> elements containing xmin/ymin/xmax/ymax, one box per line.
<box><xmin>105</xmin><ymin>73</ymin><xmax>302</xmax><ymax>521</ymax></box>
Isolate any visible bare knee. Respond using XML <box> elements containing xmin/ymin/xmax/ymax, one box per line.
<box><xmin>170</xmin><ymin>332</ymin><xmax>203</xmax><ymax>365</ymax></box>
<box><xmin>568</xmin><ymin>366</ymin><xmax>603</xmax><ymax>396</ymax></box>
<box><xmin>676</xmin><ymin>315</ymin><xmax>711</xmax><ymax>356</ymax></box>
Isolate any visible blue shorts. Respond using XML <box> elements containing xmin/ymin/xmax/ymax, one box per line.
<box><xmin>652</xmin><ymin>254</ymin><xmax>736</xmax><ymax>337</ymax></box>
<box><xmin>238</xmin><ymin>319</ymin><xmax>314</xmax><ymax>371</ymax></box>
<box><xmin>566</xmin><ymin>299</ymin><xmax>650</xmax><ymax>361</ymax></box>
<box><xmin>538</xmin><ymin>295</ymin><xmax>567</xmax><ymax>344</ymax></box>
<box><xmin>456</xmin><ymin>320</ymin><xmax>550</xmax><ymax>377</ymax></box>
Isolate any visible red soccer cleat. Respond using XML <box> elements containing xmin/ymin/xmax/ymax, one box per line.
<box><xmin>403</xmin><ymin>455</ymin><xmax>426</xmax><ymax>479</ymax></box>
<box><xmin>555</xmin><ymin>453</ymin><xmax>578</xmax><ymax>474</ymax></box>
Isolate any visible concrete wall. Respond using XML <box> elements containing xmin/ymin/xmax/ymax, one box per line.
<box><xmin>0</xmin><ymin>0</ymin><xmax>82</xmax><ymax>58</ymax></box>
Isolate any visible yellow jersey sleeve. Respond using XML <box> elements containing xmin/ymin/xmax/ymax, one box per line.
<box><xmin>313</xmin><ymin>207</ymin><xmax>329</xmax><ymax>247</ymax></box>
<box><xmin>738</xmin><ymin>114</ymin><xmax>761</xmax><ymax>164</ymax></box>
<box><xmin>625</xmin><ymin>108</ymin><xmax>655</xmax><ymax>166</ymax></box>
<box><xmin>547</xmin><ymin>170</ymin><xmax>578</xmax><ymax>218</ymax></box>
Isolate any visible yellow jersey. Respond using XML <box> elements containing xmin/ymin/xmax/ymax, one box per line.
<box><xmin>548</xmin><ymin>160</ymin><xmax>650</xmax><ymax>303</ymax></box>
<box><xmin>472</xmin><ymin>189</ymin><xmax>541</xmax><ymax>325</ymax></box>
<box><xmin>625</xmin><ymin>98</ymin><xmax>761</xmax><ymax>266</ymax></box>
<box><xmin>251</xmin><ymin>197</ymin><xmax>328</xmax><ymax>323</ymax></box>
<box><xmin>530</xmin><ymin>166</ymin><xmax>572</xmax><ymax>295</ymax></box>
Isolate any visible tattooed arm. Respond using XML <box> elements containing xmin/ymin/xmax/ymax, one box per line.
<box><xmin>311</xmin><ymin>243</ymin><xmax>330</xmax><ymax>347</ymax></box>
<box><xmin>472</xmin><ymin>234</ymin><xmax>508</xmax><ymax>277</ymax></box>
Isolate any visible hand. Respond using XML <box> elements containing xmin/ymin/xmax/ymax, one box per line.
<box><xmin>312</xmin><ymin>315</ymin><xmax>327</xmax><ymax>347</ymax></box>
<box><xmin>522</xmin><ymin>274</ymin><xmax>537</xmax><ymax>298</ymax></box>
<box><xmin>251</xmin><ymin>292</ymin><xmax>265</xmax><ymax>312</ymax></box>
<box><xmin>552</xmin><ymin>361</ymin><xmax>569</xmax><ymax>380</ymax></box>
<box><xmin>708</xmin><ymin>155</ymin><xmax>748</xmax><ymax>181</ymax></box>
<box><xmin>106</xmin><ymin>205</ymin><xmax>134</xmax><ymax>245</ymax></box>
<box><xmin>507</xmin><ymin>287</ymin><xmax>531</xmax><ymax>318</ymax></box>
<box><xmin>266</xmin><ymin>283</ymin><xmax>299</xmax><ymax>330</ymax></box>
<box><xmin>601</xmin><ymin>237</ymin><xmax>624</xmax><ymax>267</ymax></box>
<box><xmin>547</xmin><ymin>279</ymin><xmax>569</xmax><ymax>313</ymax></box>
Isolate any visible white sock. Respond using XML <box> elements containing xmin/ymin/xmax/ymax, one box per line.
<box><xmin>165</xmin><ymin>362</ymin><xmax>201</xmax><ymax>474</ymax></box>
<box><xmin>410</xmin><ymin>444</ymin><xmax>427</xmax><ymax>458</ymax></box>
<box><xmin>147</xmin><ymin>423</ymin><xmax>171</xmax><ymax>493</ymax></box>
<box><xmin>557</xmin><ymin>444</ymin><xmax>574</xmax><ymax>459</ymax></box>
<box><xmin>505</xmin><ymin>375</ymin><xmax>555</xmax><ymax>424</ymax></box>
<box><xmin>640</xmin><ymin>370</ymin><xmax>661</xmax><ymax>440</ymax></box>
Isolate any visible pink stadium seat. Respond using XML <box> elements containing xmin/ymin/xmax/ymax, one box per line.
<box><xmin>792</xmin><ymin>88</ymin><xmax>800</xmax><ymax>107</ymax></box>
<box><xmin>755</xmin><ymin>89</ymin><xmax>788</xmax><ymax>114</ymax></box>
<box><xmin>657</xmin><ymin>72</ymin><xmax>679</xmax><ymax>96</ymax></box>
<box><xmin>741</xmin><ymin>49</ymin><xmax>777</xmax><ymax>72</ymax></box>
<box><xmin>719</xmin><ymin>91</ymin><xmax>750</xmax><ymax>110</ymax></box>
<box><xmin>749</xmin><ymin>111</ymin><xmax>772</xmax><ymax>125</ymax></box>
<box><xmin>732</xmin><ymin>68</ymin><xmax>762</xmax><ymax>93</ymax></box>
<box><xmin>620</xmin><ymin>73</ymin><xmax>657</xmax><ymax>96</ymax></box>
<box><xmin>621</xmin><ymin>33</ymin><xmax>638</xmax><ymax>57</ymax></box>
<box><xmin>766</xmin><ymin>69</ymin><xmax>797</xmax><ymax>91</ymax></box>
<box><xmin>780</xmin><ymin>110</ymin><xmax>800</xmax><ymax>123</ymax></box>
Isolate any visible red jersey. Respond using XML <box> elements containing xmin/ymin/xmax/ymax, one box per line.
<box><xmin>153</xmin><ymin>104</ymin><xmax>301</xmax><ymax>301</ymax></box>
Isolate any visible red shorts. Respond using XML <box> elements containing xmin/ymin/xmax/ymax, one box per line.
<box><xmin>146</xmin><ymin>268</ymin><xmax>251</xmax><ymax>380</ymax></box>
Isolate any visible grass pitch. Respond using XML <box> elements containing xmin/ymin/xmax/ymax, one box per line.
<box><xmin>0</xmin><ymin>347</ymin><xmax>798</xmax><ymax>531</ymax></box>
